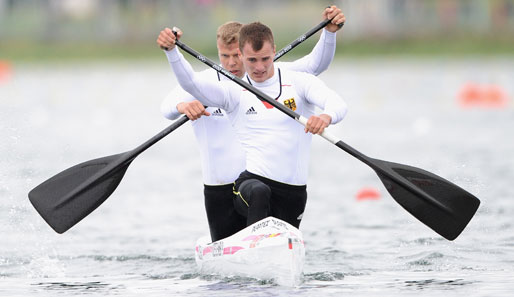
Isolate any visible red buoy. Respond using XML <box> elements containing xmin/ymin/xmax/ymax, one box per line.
<box><xmin>458</xmin><ymin>83</ymin><xmax>508</xmax><ymax>108</ymax></box>
<box><xmin>356</xmin><ymin>187</ymin><xmax>381</xmax><ymax>201</ymax></box>
<box><xmin>0</xmin><ymin>60</ymin><xmax>12</xmax><ymax>83</ymax></box>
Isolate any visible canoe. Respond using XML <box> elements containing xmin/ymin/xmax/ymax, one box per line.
<box><xmin>194</xmin><ymin>216</ymin><xmax>305</xmax><ymax>286</ymax></box>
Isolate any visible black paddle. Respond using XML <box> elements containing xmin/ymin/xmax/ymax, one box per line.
<box><xmin>28</xmin><ymin>116</ymin><xmax>189</xmax><ymax>233</ymax></box>
<box><xmin>274</xmin><ymin>18</ymin><xmax>342</xmax><ymax>61</ymax></box>
<box><xmin>172</xmin><ymin>36</ymin><xmax>480</xmax><ymax>241</ymax></box>
<box><xmin>28</xmin><ymin>19</ymin><xmax>334</xmax><ymax>234</ymax></box>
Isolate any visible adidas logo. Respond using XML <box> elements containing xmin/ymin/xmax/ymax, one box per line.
<box><xmin>211</xmin><ymin>108</ymin><xmax>224</xmax><ymax>116</ymax></box>
<box><xmin>246</xmin><ymin>106</ymin><xmax>257</xmax><ymax>115</ymax></box>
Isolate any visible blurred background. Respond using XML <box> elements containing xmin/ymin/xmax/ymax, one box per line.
<box><xmin>1</xmin><ymin>1</ymin><xmax>513</xmax><ymax>296</ymax></box>
<box><xmin>1</xmin><ymin>0</ymin><xmax>513</xmax><ymax>61</ymax></box>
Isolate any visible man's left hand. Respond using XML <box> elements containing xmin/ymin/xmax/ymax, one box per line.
<box><xmin>323</xmin><ymin>5</ymin><xmax>345</xmax><ymax>32</ymax></box>
<box><xmin>305</xmin><ymin>114</ymin><xmax>332</xmax><ymax>135</ymax></box>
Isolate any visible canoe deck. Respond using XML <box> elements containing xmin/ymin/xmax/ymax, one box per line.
<box><xmin>195</xmin><ymin>217</ymin><xmax>305</xmax><ymax>286</ymax></box>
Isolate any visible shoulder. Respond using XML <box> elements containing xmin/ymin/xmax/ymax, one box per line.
<box><xmin>199</xmin><ymin>68</ymin><xmax>219</xmax><ymax>80</ymax></box>
<box><xmin>279</xmin><ymin>68</ymin><xmax>316</xmax><ymax>82</ymax></box>
<box><xmin>214</xmin><ymin>79</ymin><xmax>243</xmax><ymax>100</ymax></box>
<box><xmin>275</xmin><ymin>61</ymin><xmax>287</xmax><ymax>69</ymax></box>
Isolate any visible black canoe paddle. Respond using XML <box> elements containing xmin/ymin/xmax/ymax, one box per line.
<box><xmin>274</xmin><ymin>18</ymin><xmax>342</xmax><ymax>61</ymax></box>
<box><xmin>28</xmin><ymin>19</ymin><xmax>335</xmax><ymax>234</ymax></box>
<box><xmin>29</xmin><ymin>116</ymin><xmax>189</xmax><ymax>233</ymax></box>
<box><xmin>172</xmin><ymin>36</ymin><xmax>480</xmax><ymax>241</ymax></box>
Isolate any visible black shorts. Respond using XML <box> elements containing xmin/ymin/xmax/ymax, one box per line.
<box><xmin>233</xmin><ymin>170</ymin><xmax>307</xmax><ymax>228</ymax></box>
<box><xmin>204</xmin><ymin>184</ymin><xmax>246</xmax><ymax>242</ymax></box>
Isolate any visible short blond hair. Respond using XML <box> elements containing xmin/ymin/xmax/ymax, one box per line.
<box><xmin>217</xmin><ymin>21</ymin><xmax>243</xmax><ymax>45</ymax></box>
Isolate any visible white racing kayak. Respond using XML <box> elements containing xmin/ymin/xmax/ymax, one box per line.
<box><xmin>195</xmin><ymin>216</ymin><xmax>305</xmax><ymax>286</ymax></box>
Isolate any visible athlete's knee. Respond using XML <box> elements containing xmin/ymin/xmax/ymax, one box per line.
<box><xmin>240</xmin><ymin>179</ymin><xmax>271</xmax><ymax>207</ymax></box>
<box><xmin>251</xmin><ymin>189</ymin><xmax>270</xmax><ymax>210</ymax></box>
<box><xmin>252</xmin><ymin>182</ymin><xmax>271</xmax><ymax>198</ymax></box>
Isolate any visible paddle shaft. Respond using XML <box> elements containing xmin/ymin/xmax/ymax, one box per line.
<box><xmin>173</xmin><ymin>18</ymin><xmax>336</xmax><ymax>128</ymax></box>
<box><xmin>130</xmin><ymin>19</ymin><xmax>332</xmax><ymax>160</ymax></box>
<box><xmin>274</xmin><ymin>18</ymin><xmax>333</xmax><ymax>61</ymax></box>
<box><xmin>174</xmin><ymin>39</ymin><xmax>451</xmax><ymax>214</ymax></box>
<box><xmin>121</xmin><ymin>19</ymin><xmax>332</xmax><ymax>159</ymax></box>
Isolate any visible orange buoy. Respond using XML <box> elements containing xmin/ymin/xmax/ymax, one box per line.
<box><xmin>458</xmin><ymin>83</ymin><xmax>508</xmax><ymax>108</ymax></box>
<box><xmin>0</xmin><ymin>60</ymin><xmax>12</xmax><ymax>83</ymax></box>
<box><xmin>483</xmin><ymin>85</ymin><xmax>508</xmax><ymax>107</ymax></box>
<box><xmin>458</xmin><ymin>83</ymin><xmax>481</xmax><ymax>106</ymax></box>
<box><xmin>356</xmin><ymin>187</ymin><xmax>381</xmax><ymax>201</ymax></box>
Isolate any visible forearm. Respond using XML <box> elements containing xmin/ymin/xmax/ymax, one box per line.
<box><xmin>306</xmin><ymin>29</ymin><xmax>337</xmax><ymax>75</ymax></box>
<box><xmin>161</xmin><ymin>86</ymin><xmax>195</xmax><ymax>120</ymax></box>
<box><xmin>285</xmin><ymin>29</ymin><xmax>337</xmax><ymax>76</ymax></box>
<box><xmin>164</xmin><ymin>48</ymin><xmax>226</xmax><ymax>108</ymax></box>
<box><xmin>320</xmin><ymin>88</ymin><xmax>347</xmax><ymax>124</ymax></box>
<box><xmin>304</xmin><ymin>76</ymin><xmax>347</xmax><ymax>124</ymax></box>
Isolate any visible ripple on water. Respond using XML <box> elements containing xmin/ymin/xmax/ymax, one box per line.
<box><xmin>402</xmin><ymin>278</ymin><xmax>476</xmax><ymax>290</ymax></box>
<box><xmin>406</xmin><ymin>252</ymin><xmax>446</xmax><ymax>267</ymax></box>
<box><xmin>74</xmin><ymin>254</ymin><xmax>194</xmax><ymax>263</ymax></box>
<box><xmin>32</xmin><ymin>281</ymin><xmax>125</xmax><ymax>294</ymax></box>
<box><xmin>304</xmin><ymin>271</ymin><xmax>345</xmax><ymax>282</ymax></box>
<box><xmin>187</xmin><ymin>273</ymin><xmax>284</xmax><ymax>288</ymax></box>
<box><xmin>400</xmin><ymin>237</ymin><xmax>446</xmax><ymax>246</ymax></box>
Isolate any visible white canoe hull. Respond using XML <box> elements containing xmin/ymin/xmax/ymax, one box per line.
<box><xmin>195</xmin><ymin>217</ymin><xmax>305</xmax><ymax>286</ymax></box>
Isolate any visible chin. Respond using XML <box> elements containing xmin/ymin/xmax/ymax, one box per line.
<box><xmin>252</xmin><ymin>74</ymin><xmax>265</xmax><ymax>82</ymax></box>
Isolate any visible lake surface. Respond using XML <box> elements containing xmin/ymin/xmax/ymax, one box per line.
<box><xmin>1</xmin><ymin>57</ymin><xmax>513</xmax><ymax>296</ymax></box>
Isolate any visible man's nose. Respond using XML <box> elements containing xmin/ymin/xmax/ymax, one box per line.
<box><xmin>254</xmin><ymin>61</ymin><xmax>265</xmax><ymax>71</ymax></box>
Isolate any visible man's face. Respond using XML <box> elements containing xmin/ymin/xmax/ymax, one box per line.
<box><xmin>240</xmin><ymin>40</ymin><xmax>275</xmax><ymax>83</ymax></box>
<box><xmin>217</xmin><ymin>40</ymin><xmax>244</xmax><ymax>78</ymax></box>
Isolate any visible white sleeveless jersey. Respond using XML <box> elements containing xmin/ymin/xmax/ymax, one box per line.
<box><xmin>162</xmin><ymin>30</ymin><xmax>337</xmax><ymax>185</ymax></box>
<box><xmin>166</xmin><ymin>48</ymin><xmax>348</xmax><ymax>185</ymax></box>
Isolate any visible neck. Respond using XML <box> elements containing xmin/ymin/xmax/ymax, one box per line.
<box><xmin>248</xmin><ymin>65</ymin><xmax>278</xmax><ymax>87</ymax></box>
<box><xmin>267</xmin><ymin>66</ymin><xmax>275</xmax><ymax>81</ymax></box>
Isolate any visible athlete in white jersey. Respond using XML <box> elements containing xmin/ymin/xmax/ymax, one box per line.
<box><xmin>161</xmin><ymin>27</ymin><xmax>339</xmax><ymax>185</ymax></box>
<box><xmin>158</xmin><ymin>21</ymin><xmax>347</xmax><ymax>230</ymax></box>
<box><xmin>158</xmin><ymin>8</ymin><xmax>345</xmax><ymax>241</ymax></box>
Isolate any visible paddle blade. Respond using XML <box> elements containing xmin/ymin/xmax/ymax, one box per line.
<box><xmin>374</xmin><ymin>159</ymin><xmax>480</xmax><ymax>240</ymax></box>
<box><xmin>29</xmin><ymin>153</ymin><xmax>130</xmax><ymax>233</ymax></box>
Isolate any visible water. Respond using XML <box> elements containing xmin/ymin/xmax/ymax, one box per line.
<box><xmin>1</xmin><ymin>58</ymin><xmax>513</xmax><ymax>296</ymax></box>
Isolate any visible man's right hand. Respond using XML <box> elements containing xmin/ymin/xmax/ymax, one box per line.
<box><xmin>157</xmin><ymin>27</ymin><xmax>182</xmax><ymax>51</ymax></box>
<box><xmin>177</xmin><ymin>100</ymin><xmax>210</xmax><ymax>120</ymax></box>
